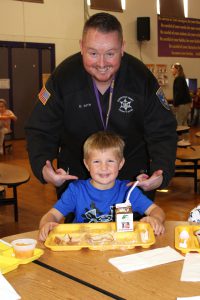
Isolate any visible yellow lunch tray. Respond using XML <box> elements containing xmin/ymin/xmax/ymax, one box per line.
<box><xmin>0</xmin><ymin>243</ymin><xmax>44</xmax><ymax>274</ymax></box>
<box><xmin>45</xmin><ymin>222</ymin><xmax>155</xmax><ymax>251</ymax></box>
<box><xmin>175</xmin><ymin>225</ymin><xmax>200</xmax><ymax>254</ymax></box>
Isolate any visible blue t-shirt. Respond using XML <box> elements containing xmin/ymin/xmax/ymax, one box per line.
<box><xmin>54</xmin><ymin>179</ymin><xmax>153</xmax><ymax>223</ymax></box>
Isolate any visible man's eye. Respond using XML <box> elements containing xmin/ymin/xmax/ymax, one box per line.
<box><xmin>106</xmin><ymin>52</ymin><xmax>114</xmax><ymax>58</ymax></box>
<box><xmin>89</xmin><ymin>52</ymin><xmax>97</xmax><ymax>57</ymax></box>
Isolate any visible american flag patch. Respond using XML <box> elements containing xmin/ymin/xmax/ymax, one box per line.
<box><xmin>38</xmin><ymin>86</ymin><xmax>51</xmax><ymax>105</ymax></box>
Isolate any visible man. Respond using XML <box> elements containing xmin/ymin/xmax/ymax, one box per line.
<box><xmin>25</xmin><ymin>13</ymin><xmax>177</xmax><ymax>211</ymax></box>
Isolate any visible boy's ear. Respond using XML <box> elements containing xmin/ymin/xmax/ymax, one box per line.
<box><xmin>83</xmin><ymin>159</ymin><xmax>89</xmax><ymax>171</ymax></box>
<box><xmin>119</xmin><ymin>158</ymin><xmax>125</xmax><ymax>170</ymax></box>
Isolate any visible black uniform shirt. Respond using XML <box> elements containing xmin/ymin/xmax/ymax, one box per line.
<box><xmin>25</xmin><ymin>52</ymin><xmax>177</xmax><ymax>190</ymax></box>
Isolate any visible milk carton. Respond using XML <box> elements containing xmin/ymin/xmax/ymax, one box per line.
<box><xmin>115</xmin><ymin>203</ymin><xmax>133</xmax><ymax>232</ymax></box>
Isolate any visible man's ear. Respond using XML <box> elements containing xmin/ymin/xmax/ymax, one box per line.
<box><xmin>121</xmin><ymin>40</ymin><xmax>126</xmax><ymax>56</ymax></box>
<box><xmin>83</xmin><ymin>159</ymin><xmax>89</xmax><ymax>171</ymax></box>
<box><xmin>119</xmin><ymin>158</ymin><xmax>125</xmax><ymax>170</ymax></box>
<box><xmin>79</xmin><ymin>39</ymin><xmax>83</xmax><ymax>54</ymax></box>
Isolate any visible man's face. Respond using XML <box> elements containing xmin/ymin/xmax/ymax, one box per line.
<box><xmin>80</xmin><ymin>28</ymin><xmax>125</xmax><ymax>84</ymax></box>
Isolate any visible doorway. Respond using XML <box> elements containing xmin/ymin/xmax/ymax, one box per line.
<box><xmin>0</xmin><ymin>41</ymin><xmax>55</xmax><ymax>139</ymax></box>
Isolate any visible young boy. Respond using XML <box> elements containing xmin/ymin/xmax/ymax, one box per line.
<box><xmin>0</xmin><ymin>98</ymin><xmax>17</xmax><ymax>155</ymax></box>
<box><xmin>39</xmin><ymin>131</ymin><xmax>165</xmax><ymax>241</ymax></box>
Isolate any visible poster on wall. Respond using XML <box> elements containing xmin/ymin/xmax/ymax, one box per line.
<box><xmin>158</xmin><ymin>16</ymin><xmax>200</xmax><ymax>58</ymax></box>
<box><xmin>146</xmin><ymin>64</ymin><xmax>168</xmax><ymax>86</ymax></box>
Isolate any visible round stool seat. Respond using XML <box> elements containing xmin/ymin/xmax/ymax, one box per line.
<box><xmin>177</xmin><ymin>139</ymin><xmax>191</xmax><ymax>147</ymax></box>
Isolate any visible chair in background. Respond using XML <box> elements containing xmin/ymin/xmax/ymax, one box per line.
<box><xmin>3</xmin><ymin>130</ymin><xmax>13</xmax><ymax>154</ymax></box>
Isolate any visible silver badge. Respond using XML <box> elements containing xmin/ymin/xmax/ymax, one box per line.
<box><xmin>117</xmin><ymin>96</ymin><xmax>134</xmax><ymax>113</ymax></box>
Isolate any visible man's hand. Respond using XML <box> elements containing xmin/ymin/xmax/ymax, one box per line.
<box><xmin>136</xmin><ymin>170</ymin><xmax>163</xmax><ymax>191</ymax></box>
<box><xmin>42</xmin><ymin>160</ymin><xmax>78</xmax><ymax>187</ymax></box>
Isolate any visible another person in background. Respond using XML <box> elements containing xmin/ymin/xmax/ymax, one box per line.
<box><xmin>191</xmin><ymin>87</ymin><xmax>200</xmax><ymax>126</ymax></box>
<box><xmin>171</xmin><ymin>63</ymin><xmax>191</xmax><ymax>126</ymax></box>
<box><xmin>25</xmin><ymin>13</ymin><xmax>177</xmax><ymax>217</ymax></box>
<box><xmin>38</xmin><ymin>131</ymin><xmax>165</xmax><ymax>242</ymax></box>
<box><xmin>0</xmin><ymin>99</ymin><xmax>17</xmax><ymax>155</ymax></box>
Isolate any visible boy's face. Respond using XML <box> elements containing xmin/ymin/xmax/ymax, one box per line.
<box><xmin>84</xmin><ymin>148</ymin><xmax>124</xmax><ymax>190</ymax></box>
<box><xmin>0</xmin><ymin>102</ymin><xmax>6</xmax><ymax>113</ymax></box>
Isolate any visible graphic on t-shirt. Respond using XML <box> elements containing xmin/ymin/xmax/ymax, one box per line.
<box><xmin>82</xmin><ymin>201</ymin><xmax>114</xmax><ymax>223</ymax></box>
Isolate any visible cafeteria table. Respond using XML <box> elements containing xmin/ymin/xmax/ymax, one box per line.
<box><xmin>0</xmin><ymin>163</ymin><xmax>30</xmax><ymax>221</ymax></box>
<box><xmin>2</xmin><ymin>221</ymin><xmax>200</xmax><ymax>300</ymax></box>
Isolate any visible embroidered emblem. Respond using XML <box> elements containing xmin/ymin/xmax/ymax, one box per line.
<box><xmin>38</xmin><ymin>86</ymin><xmax>51</xmax><ymax>105</ymax></box>
<box><xmin>117</xmin><ymin>96</ymin><xmax>134</xmax><ymax>113</ymax></box>
<box><xmin>156</xmin><ymin>87</ymin><xmax>170</xmax><ymax>110</ymax></box>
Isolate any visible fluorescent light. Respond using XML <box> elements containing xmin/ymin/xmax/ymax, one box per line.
<box><xmin>183</xmin><ymin>0</ymin><xmax>188</xmax><ymax>18</ymax></box>
<box><xmin>87</xmin><ymin>0</ymin><xmax>91</xmax><ymax>6</ymax></box>
<box><xmin>157</xmin><ymin>0</ymin><xmax>160</xmax><ymax>15</ymax></box>
<box><xmin>121</xmin><ymin>0</ymin><xmax>126</xmax><ymax>10</ymax></box>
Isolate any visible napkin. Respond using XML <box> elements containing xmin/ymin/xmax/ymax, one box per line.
<box><xmin>177</xmin><ymin>297</ymin><xmax>200</xmax><ymax>300</ymax></box>
<box><xmin>0</xmin><ymin>273</ymin><xmax>21</xmax><ymax>300</ymax></box>
<box><xmin>108</xmin><ymin>246</ymin><xmax>184</xmax><ymax>272</ymax></box>
<box><xmin>181</xmin><ymin>253</ymin><xmax>200</xmax><ymax>282</ymax></box>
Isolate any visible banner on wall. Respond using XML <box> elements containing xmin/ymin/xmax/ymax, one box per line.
<box><xmin>158</xmin><ymin>15</ymin><xmax>200</xmax><ymax>58</ymax></box>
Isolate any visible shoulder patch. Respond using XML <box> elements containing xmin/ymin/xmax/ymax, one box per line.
<box><xmin>38</xmin><ymin>86</ymin><xmax>51</xmax><ymax>105</ymax></box>
<box><xmin>156</xmin><ymin>87</ymin><xmax>170</xmax><ymax>110</ymax></box>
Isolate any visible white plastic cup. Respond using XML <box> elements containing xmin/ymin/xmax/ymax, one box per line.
<box><xmin>11</xmin><ymin>238</ymin><xmax>37</xmax><ymax>259</ymax></box>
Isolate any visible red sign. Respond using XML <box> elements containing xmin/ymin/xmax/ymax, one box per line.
<box><xmin>158</xmin><ymin>15</ymin><xmax>200</xmax><ymax>58</ymax></box>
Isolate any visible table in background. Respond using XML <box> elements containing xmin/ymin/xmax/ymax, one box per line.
<box><xmin>0</xmin><ymin>163</ymin><xmax>30</xmax><ymax>221</ymax></box>
<box><xmin>176</xmin><ymin>125</ymin><xmax>190</xmax><ymax>135</ymax></box>
<box><xmin>176</xmin><ymin>146</ymin><xmax>200</xmax><ymax>193</ymax></box>
<box><xmin>3</xmin><ymin>221</ymin><xmax>200</xmax><ymax>300</ymax></box>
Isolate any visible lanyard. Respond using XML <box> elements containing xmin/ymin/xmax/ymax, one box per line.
<box><xmin>92</xmin><ymin>78</ymin><xmax>115</xmax><ymax>130</ymax></box>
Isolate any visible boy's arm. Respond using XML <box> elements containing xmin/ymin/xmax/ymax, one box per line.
<box><xmin>140</xmin><ymin>204</ymin><xmax>165</xmax><ymax>235</ymax></box>
<box><xmin>39</xmin><ymin>208</ymin><xmax>64</xmax><ymax>242</ymax></box>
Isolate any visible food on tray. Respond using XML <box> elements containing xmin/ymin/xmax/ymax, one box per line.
<box><xmin>179</xmin><ymin>230</ymin><xmax>190</xmax><ymax>248</ymax></box>
<box><xmin>54</xmin><ymin>234</ymin><xmax>82</xmax><ymax>245</ymax></box>
<box><xmin>11</xmin><ymin>238</ymin><xmax>37</xmax><ymax>259</ymax></box>
<box><xmin>194</xmin><ymin>229</ymin><xmax>200</xmax><ymax>245</ymax></box>
<box><xmin>86</xmin><ymin>232</ymin><xmax>114</xmax><ymax>243</ymax></box>
<box><xmin>140</xmin><ymin>229</ymin><xmax>149</xmax><ymax>242</ymax></box>
<box><xmin>54</xmin><ymin>234</ymin><xmax>70</xmax><ymax>245</ymax></box>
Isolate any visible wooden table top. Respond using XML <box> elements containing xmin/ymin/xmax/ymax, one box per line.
<box><xmin>0</xmin><ymin>163</ymin><xmax>30</xmax><ymax>185</ymax></box>
<box><xmin>3</xmin><ymin>221</ymin><xmax>200</xmax><ymax>300</ymax></box>
<box><xmin>177</xmin><ymin>145</ymin><xmax>200</xmax><ymax>161</ymax></box>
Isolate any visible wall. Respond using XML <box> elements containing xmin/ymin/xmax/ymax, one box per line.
<box><xmin>0</xmin><ymin>0</ymin><xmax>199</xmax><ymax>99</ymax></box>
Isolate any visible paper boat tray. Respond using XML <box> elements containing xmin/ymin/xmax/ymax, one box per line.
<box><xmin>0</xmin><ymin>242</ymin><xmax>44</xmax><ymax>274</ymax></box>
<box><xmin>175</xmin><ymin>225</ymin><xmax>200</xmax><ymax>254</ymax></box>
<box><xmin>45</xmin><ymin>222</ymin><xmax>155</xmax><ymax>251</ymax></box>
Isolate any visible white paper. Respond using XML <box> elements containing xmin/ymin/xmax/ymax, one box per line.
<box><xmin>109</xmin><ymin>246</ymin><xmax>184</xmax><ymax>272</ymax></box>
<box><xmin>0</xmin><ymin>273</ymin><xmax>21</xmax><ymax>300</ymax></box>
<box><xmin>181</xmin><ymin>253</ymin><xmax>200</xmax><ymax>282</ymax></box>
<box><xmin>177</xmin><ymin>297</ymin><xmax>200</xmax><ymax>300</ymax></box>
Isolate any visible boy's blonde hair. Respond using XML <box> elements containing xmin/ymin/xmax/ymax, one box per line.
<box><xmin>0</xmin><ymin>99</ymin><xmax>7</xmax><ymax>107</ymax></box>
<box><xmin>83</xmin><ymin>131</ymin><xmax>125</xmax><ymax>161</ymax></box>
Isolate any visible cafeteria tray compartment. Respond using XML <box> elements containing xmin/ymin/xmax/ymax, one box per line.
<box><xmin>45</xmin><ymin>221</ymin><xmax>155</xmax><ymax>251</ymax></box>
<box><xmin>175</xmin><ymin>224</ymin><xmax>200</xmax><ymax>254</ymax></box>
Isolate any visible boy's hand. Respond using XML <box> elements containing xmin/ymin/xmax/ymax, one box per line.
<box><xmin>38</xmin><ymin>222</ymin><xmax>59</xmax><ymax>242</ymax></box>
<box><xmin>140</xmin><ymin>216</ymin><xmax>165</xmax><ymax>235</ymax></box>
